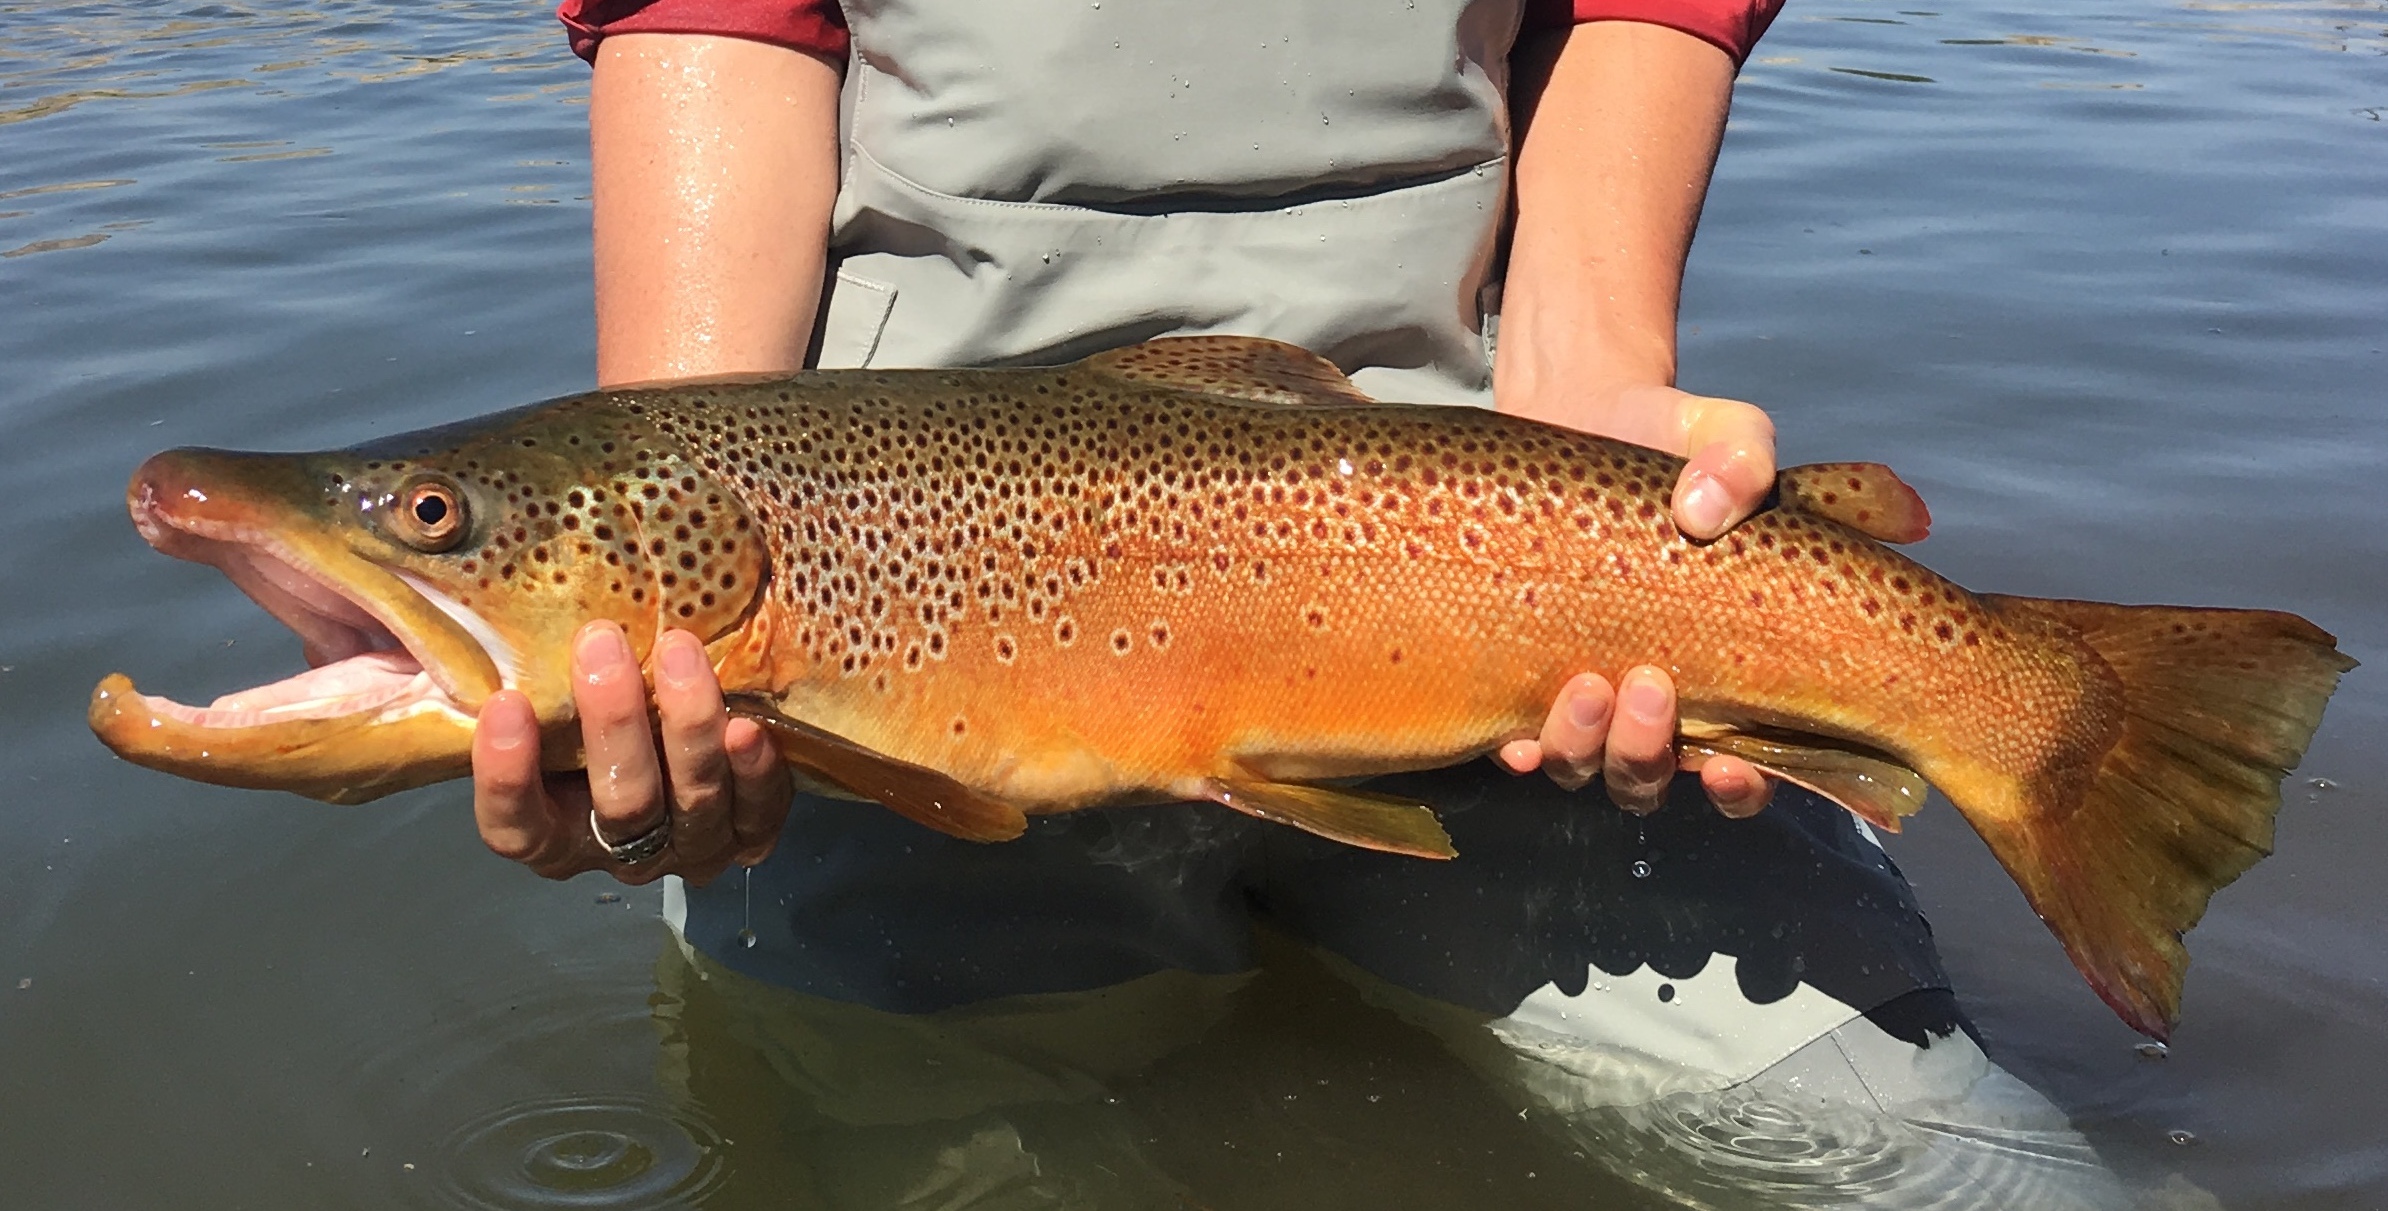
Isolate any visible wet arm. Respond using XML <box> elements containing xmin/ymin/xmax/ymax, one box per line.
<box><xmin>592</xmin><ymin>33</ymin><xmax>843</xmax><ymax>386</ymax></box>
<box><xmin>474</xmin><ymin>33</ymin><xmax>841</xmax><ymax>881</ymax></box>
<box><xmin>1494</xmin><ymin>21</ymin><xmax>1773</xmax><ymax>813</ymax></box>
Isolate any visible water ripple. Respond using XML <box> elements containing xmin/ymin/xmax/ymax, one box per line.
<box><xmin>438</xmin><ymin>1094</ymin><xmax>728</xmax><ymax>1211</ymax></box>
<box><xmin>1561</xmin><ymin>1081</ymin><xmax>2123</xmax><ymax>1210</ymax></box>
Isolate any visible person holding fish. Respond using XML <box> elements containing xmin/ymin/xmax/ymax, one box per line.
<box><xmin>468</xmin><ymin>0</ymin><xmax>2134</xmax><ymax>1203</ymax></box>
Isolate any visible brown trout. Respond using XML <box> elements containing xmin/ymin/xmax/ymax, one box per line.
<box><xmin>90</xmin><ymin>336</ymin><xmax>2351</xmax><ymax>1038</ymax></box>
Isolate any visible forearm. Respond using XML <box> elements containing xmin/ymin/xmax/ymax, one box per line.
<box><xmin>1496</xmin><ymin>21</ymin><xmax>1735</xmax><ymax>443</ymax></box>
<box><xmin>589</xmin><ymin>34</ymin><xmax>843</xmax><ymax>388</ymax></box>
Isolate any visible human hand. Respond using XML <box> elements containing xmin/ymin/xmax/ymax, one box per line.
<box><xmin>472</xmin><ymin>622</ymin><xmax>791</xmax><ymax>885</ymax></box>
<box><xmin>1497</xmin><ymin>668</ymin><xmax>1772</xmax><ymax>818</ymax></box>
<box><xmin>1492</xmin><ymin>383</ymin><xmax>1778</xmax><ymax>816</ymax></box>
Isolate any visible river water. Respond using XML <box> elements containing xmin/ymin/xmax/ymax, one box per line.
<box><xmin>1</xmin><ymin>2</ymin><xmax>2382</xmax><ymax>1208</ymax></box>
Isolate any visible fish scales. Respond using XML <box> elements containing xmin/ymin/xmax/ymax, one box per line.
<box><xmin>89</xmin><ymin>336</ymin><xmax>2354</xmax><ymax>1040</ymax></box>
<box><xmin>631</xmin><ymin>367</ymin><xmax>2109</xmax><ymax>815</ymax></box>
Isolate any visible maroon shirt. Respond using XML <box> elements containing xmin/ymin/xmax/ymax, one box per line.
<box><xmin>559</xmin><ymin>0</ymin><xmax>1785</xmax><ymax>68</ymax></box>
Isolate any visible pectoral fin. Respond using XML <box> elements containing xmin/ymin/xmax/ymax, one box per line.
<box><xmin>1679</xmin><ymin>728</ymin><xmax>1929</xmax><ymax>833</ymax></box>
<box><xmin>725</xmin><ymin>696</ymin><xmax>1029</xmax><ymax>843</ymax></box>
<box><xmin>1202</xmin><ymin>777</ymin><xmax>1456</xmax><ymax>859</ymax></box>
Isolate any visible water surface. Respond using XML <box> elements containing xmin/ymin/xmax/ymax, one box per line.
<box><xmin>2</xmin><ymin>2</ymin><xmax>2383</xmax><ymax>1207</ymax></box>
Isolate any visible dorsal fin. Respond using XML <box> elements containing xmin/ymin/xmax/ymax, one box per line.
<box><xmin>1776</xmin><ymin>462</ymin><xmax>1932</xmax><ymax>544</ymax></box>
<box><xmin>1082</xmin><ymin>336</ymin><xmax>1377</xmax><ymax>407</ymax></box>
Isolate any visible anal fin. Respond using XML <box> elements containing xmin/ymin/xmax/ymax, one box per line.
<box><xmin>1202</xmin><ymin>777</ymin><xmax>1455</xmax><ymax>859</ymax></box>
<box><xmin>725</xmin><ymin>696</ymin><xmax>1028</xmax><ymax>843</ymax></box>
<box><xmin>1679</xmin><ymin>728</ymin><xmax>1929</xmax><ymax>833</ymax></box>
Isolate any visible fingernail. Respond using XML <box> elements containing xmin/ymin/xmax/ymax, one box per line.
<box><xmin>1622</xmin><ymin>674</ymin><xmax>1671</xmax><ymax>725</ymax></box>
<box><xmin>1567</xmin><ymin>687</ymin><xmax>1609</xmax><ymax>729</ymax></box>
<box><xmin>483</xmin><ymin>696</ymin><xmax>530</xmax><ymax>751</ymax></box>
<box><xmin>1677</xmin><ymin>471</ymin><xmax>1731</xmax><ymax>539</ymax></box>
<box><xmin>728</xmin><ymin>733</ymin><xmax>773</xmax><ymax>777</ymax></box>
<box><xmin>659</xmin><ymin>633</ymin><xmax>704</xmax><ymax>686</ymax></box>
<box><xmin>576</xmin><ymin>623</ymin><xmax>630</xmax><ymax>681</ymax></box>
<box><xmin>1498</xmin><ymin>739</ymin><xmax>1542</xmax><ymax>774</ymax></box>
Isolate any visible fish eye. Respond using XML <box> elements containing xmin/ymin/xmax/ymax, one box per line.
<box><xmin>393</xmin><ymin>475</ymin><xmax>467</xmax><ymax>552</ymax></box>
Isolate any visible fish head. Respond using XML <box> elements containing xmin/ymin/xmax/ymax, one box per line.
<box><xmin>90</xmin><ymin>397</ymin><xmax>770</xmax><ymax>803</ymax></box>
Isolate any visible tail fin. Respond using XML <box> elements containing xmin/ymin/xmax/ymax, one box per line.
<box><xmin>1966</xmin><ymin>597</ymin><xmax>2352</xmax><ymax>1039</ymax></box>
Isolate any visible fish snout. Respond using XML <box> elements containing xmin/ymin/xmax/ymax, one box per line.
<box><xmin>128</xmin><ymin>448</ymin><xmax>293</xmax><ymax>549</ymax></box>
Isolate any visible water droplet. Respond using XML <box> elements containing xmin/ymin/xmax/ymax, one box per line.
<box><xmin>2168</xmin><ymin>1128</ymin><xmax>2198</xmax><ymax>1146</ymax></box>
<box><xmin>737</xmin><ymin>928</ymin><xmax>758</xmax><ymax>949</ymax></box>
<box><xmin>1657</xmin><ymin>983</ymin><xmax>1676</xmax><ymax>1003</ymax></box>
<box><xmin>2308</xmin><ymin>776</ymin><xmax>2338</xmax><ymax>791</ymax></box>
<box><xmin>1630</xmin><ymin>859</ymin><xmax>1652</xmax><ymax>879</ymax></box>
<box><xmin>1367</xmin><ymin>1094</ymin><xmax>1381</xmax><ymax>1103</ymax></box>
<box><xmin>2136</xmin><ymin>1041</ymin><xmax>2169</xmax><ymax>1060</ymax></box>
<box><xmin>594</xmin><ymin>892</ymin><xmax>621</xmax><ymax>905</ymax></box>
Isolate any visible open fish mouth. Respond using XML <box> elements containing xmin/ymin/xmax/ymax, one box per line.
<box><xmin>90</xmin><ymin>454</ymin><xmax>516</xmax><ymax>803</ymax></box>
<box><xmin>123</xmin><ymin>480</ymin><xmax>495</xmax><ymax>727</ymax></box>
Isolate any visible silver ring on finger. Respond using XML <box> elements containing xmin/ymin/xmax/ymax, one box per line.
<box><xmin>590</xmin><ymin>808</ymin><xmax>672</xmax><ymax>865</ymax></box>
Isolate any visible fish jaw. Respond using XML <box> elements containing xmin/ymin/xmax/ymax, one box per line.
<box><xmin>89</xmin><ymin>448</ymin><xmax>521</xmax><ymax>804</ymax></box>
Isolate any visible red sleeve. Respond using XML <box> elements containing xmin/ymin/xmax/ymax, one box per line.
<box><xmin>1520</xmin><ymin>0</ymin><xmax>1785</xmax><ymax>66</ymax></box>
<box><xmin>557</xmin><ymin>0</ymin><xmax>849</xmax><ymax>65</ymax></box>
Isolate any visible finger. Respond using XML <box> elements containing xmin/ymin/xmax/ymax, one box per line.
<box><xmin>574</xmin><ymin>620</ymin><xmax>667</xmax><ymax>839</ymax></box>
<box><xmin>653</xmin><ymin>628</ymin><xmax>736</xmax><ymax>865</ymax></box>
<box><xmin>1494</xmin><ymin>738</ymin><xmax>1543</xmax><ymax>775</ymax></box>
<box><xmin>472</xmin><ymin>690</ymin><xmax>556</xmax><ymax>865</ymax></box>
<box><xmin>1698</xmin><ymin>755</ymin><xmax>1774</xmax><ymax>819</ymax></box>
<box><xmin>725</xmin><ymin>715</ymin><xmax>793</xmax><ymax>866</ymax></box>
<box><xmin>1604</xmin><ymin>665</ymin><xmax>1678</xmax><ymax>814</ymax></box>
<box><xmin>1535</xmin><ymin>673</ymin><xmax>1614</xmax><ymax>792</ymax></box>
<box><xmin>520</xmin><ymin>773</ymin><xmax>607</xmax><ymax>879</ymax></box>
<box><xmin>1670</xmin><ymin>395</ymin><xmax>1777</xmax><ymax>541</ymax></box>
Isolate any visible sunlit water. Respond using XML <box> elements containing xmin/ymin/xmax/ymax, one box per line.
<box><xmin>2</xmin><ymin>2</ymin><xmax>2382</xmax><ymax>1208</ymax></box>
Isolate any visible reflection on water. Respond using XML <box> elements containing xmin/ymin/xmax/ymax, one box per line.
<box><xmin>1</xmin><ymin>0</ymin><xmax>2384</xmax><ymax>1208</ymax></box>
<box><xmin>1782</xmin><ymin>0</ymin><xmax>2384</xmax><ymax>93</ymax></box>
<box><xmin>0</xmin><ymin>0</ymin><xmax>580</xmax><ymax>264</ymax></box>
